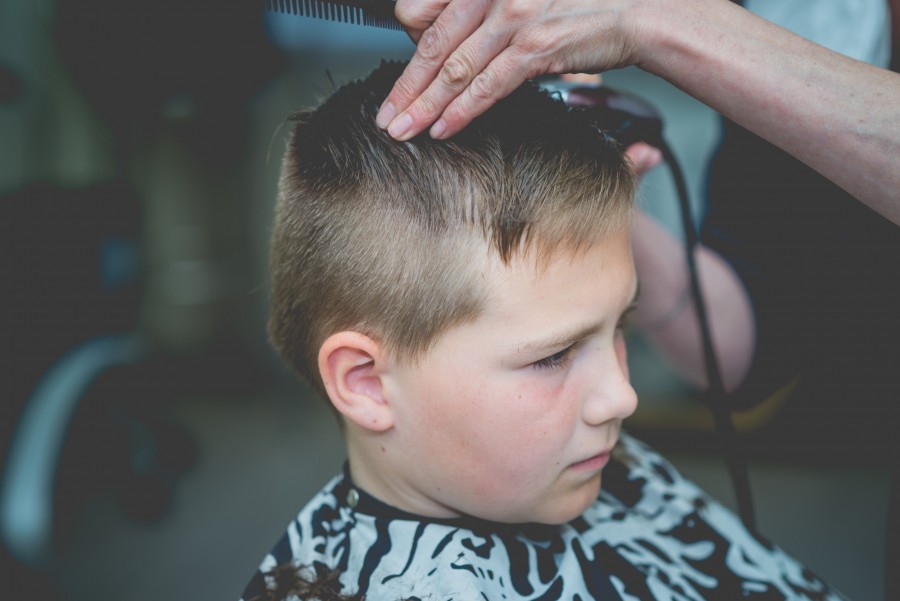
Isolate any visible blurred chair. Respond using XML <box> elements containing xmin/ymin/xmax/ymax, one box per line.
<box><xmin>0</xmin><ymin>182</ymin><xmax>192</xmax><ymax>570</ymax></box>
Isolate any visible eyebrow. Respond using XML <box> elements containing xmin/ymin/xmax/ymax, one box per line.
<box><xmin>516</xmin><ymin>280</ymin><xmax>641</xmax><ymax>355</ymax></box>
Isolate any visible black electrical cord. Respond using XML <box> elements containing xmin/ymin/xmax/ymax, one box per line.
<box><xmin>657</xmin><ymin>139</ymin><xmax>757</xmax><ymax>534</ymax></box>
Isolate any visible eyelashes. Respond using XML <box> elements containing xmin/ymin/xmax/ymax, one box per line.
<box><xmin>532</xmin><ymin>346</ymin><xmax>575</xmax><ymax>370</ymax></box>
<box><xmin>531</xmin><ymin>314</ymin><xmax>631</xmax><ymax>371</ymax></box>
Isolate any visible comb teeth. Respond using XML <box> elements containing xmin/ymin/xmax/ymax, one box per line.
<box><xmin>264</xmin><ymin>0</ymin><xmax>403</xmax><ymax>31</ymax></box>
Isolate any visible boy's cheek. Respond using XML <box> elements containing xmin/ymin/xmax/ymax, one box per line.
<box><xmin>501</xmin><ymin>377</ymin><xmax>575</xmax><ymax>424</ymax></box>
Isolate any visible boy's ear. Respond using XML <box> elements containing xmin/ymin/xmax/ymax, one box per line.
<box><xmin>318</xmin><ymin>331</ymin><xmax>394</xmax><ymax>433</ymax></box>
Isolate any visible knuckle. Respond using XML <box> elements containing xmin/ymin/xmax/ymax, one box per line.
<box><xmin>439</xmin><ymin>54</ymin><xmax>475</xmax><ymax>87</ymax></box>
<box><xmin>417</xmin><ymin>24</ymin><xmax>448</xmax><ymax>62</ymax></box>
<box><xmin>468</xmin><ymin>71</ymin><xmax>497</xmax><ymax>101</ymax></box>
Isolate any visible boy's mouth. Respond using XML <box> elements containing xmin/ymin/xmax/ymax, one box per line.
<box><xmin>569</xmin><ymin>451</ymin><xmax>612</xmax><ymax>471</ymax></box>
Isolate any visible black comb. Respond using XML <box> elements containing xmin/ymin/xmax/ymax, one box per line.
<box><xmin>264</xmin><ymin>0</ymin><xmax>402</xmax><ymax>31</ymax></box>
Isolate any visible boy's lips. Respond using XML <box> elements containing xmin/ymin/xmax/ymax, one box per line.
<box><xmin>570</xmin><ymin>450</ymin><xmax>612</xmax><ymax>471</ymax></box>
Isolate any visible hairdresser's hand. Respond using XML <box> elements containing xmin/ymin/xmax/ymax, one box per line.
<box><xmin>377</xmin><ymin>0</ymin><xmax>646</xmax><ymax>141</ymax></box>
<box><xmin>381</xmin><ymin>0</ymin><xmax>900</xmax><ymax>224</ymax></box>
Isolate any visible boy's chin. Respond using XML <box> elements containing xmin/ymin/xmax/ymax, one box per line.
<box><xmin>528</xmin><ymin>502</ymin><xmax>596</xmax><ymax>526</ymax></box>
<box><xmin>503</xmin><ymin>477</ymin><xmax>603</xmax><ymax>526</ymax></box>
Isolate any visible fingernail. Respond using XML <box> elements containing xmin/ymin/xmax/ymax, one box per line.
<box><xmin>376</xmin><ymin>101</ymin><xmax>396</xmax><ymax>129</ymax></box>
<box><xmin>430</xmin><ymin>119</ymin><xmax>447</xmax><ymax>139</ymax></box>
<box><xmin>388</xmin><ymin>113</ymin><xmax>413</xmax><ymax>140</ymax></box>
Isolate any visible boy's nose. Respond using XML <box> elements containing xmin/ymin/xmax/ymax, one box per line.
<box><xmin>582</xmin><ymin>372</ymin><xmax>637</xmax><ymax>426</ymax></box>
<box><xmin>581</xmin><ymin>352</ymin><xmax>638</xmax><ymax>426</ymax></box>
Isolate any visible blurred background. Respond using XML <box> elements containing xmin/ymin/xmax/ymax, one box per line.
<box><xmin>0</xmin><ymin>2</ymin><xmax>893</xmax><ymax>600</ymax></box>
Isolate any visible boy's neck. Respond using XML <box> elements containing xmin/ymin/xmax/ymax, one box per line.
<box><xmin>345</xmin><ymin>433</ymin><xmax>462</xmax><ymax>520</ymax></box>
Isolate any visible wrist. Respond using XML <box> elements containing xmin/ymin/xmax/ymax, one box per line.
<box><xmin>624</xmin><ymin>0</ymin><xmax>664</xmax><ymax>70</ymax></box>
<box><xmin>628</xmin><ymin>0</ymin><xmax>681</xmax><ymax>72</ymax></box>
<box><xmin>636</xmin><ymin>0</ymin><xmax>731</xmax><ymax>78</ymax></box>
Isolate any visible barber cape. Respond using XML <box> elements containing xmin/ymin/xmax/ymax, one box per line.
<box><xmin>239</xmin><ymin>433</ymin><xmax>844</xmax><ymax>600</ymax></box>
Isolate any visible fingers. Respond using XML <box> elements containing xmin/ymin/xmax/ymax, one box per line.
<box><xmin>383</xmin><ymin>0</ymin><xmax>645</xmax><ymax>140</ymax></box>
<box><xmin>377</xmin><ymin>0</ymin><xmax>492</xmax><ymax>136</ymax></box>
<box><xmin>386</xmin><ymin>28</ymin><xmax>517</xmax><ymax>140</ymax></box>
<box><xmin>428</xmin><ymin>47</ymin><xmax>537</xmax><ymax>139</ymax></box>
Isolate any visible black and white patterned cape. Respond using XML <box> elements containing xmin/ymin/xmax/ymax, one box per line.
<box><xmin>240</xmin><ymin>433</ymin><xmax>845</xmax><ymax>600</ymax></box>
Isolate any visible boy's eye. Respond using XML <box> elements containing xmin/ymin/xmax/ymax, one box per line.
<box><xmin>532</xmin><ymin>345</ymin><xmax>574</xmax><ymax>370</ymax></box>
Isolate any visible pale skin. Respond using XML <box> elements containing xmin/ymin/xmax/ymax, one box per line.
<box><xmin>318</xmin><ymin>229</ymin><xmax>638</xmax><ymax>524</ymax></box>
<box><xmin>377</xmin><ymin>0</ymin><xmax>900</xmax><ymax>226</ymax></box>
<box><xmin>630</xmin><ymin>209</ymin><xmax>756</xmax><ymax>392</ymax></box>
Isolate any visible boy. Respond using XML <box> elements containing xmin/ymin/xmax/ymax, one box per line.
<box><xmin>241</xmin><ymin>62</ymin><xmax>843</xmax><ymax>600</ymax></box>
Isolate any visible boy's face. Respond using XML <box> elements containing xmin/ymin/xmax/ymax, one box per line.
<box><xmin>379</xmin><ymin>226</ymin><xmax>638</xmax><ymax>524</ymax></box>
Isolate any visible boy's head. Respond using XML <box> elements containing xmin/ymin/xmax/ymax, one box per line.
<box><xmin>269</xmin><ymin>62</ymin><xmax>638</xmax><ymax>524</ymax></box>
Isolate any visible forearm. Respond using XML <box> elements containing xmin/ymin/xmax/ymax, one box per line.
<box><xmin>638</xmin><ymin>0</ymin><xmax>900</xmax><ymax>224</ymax></box>
<box><xmin>631</xmin><ymin>211</ymin><xmax>755</xmax><ymax>392</ymax></box>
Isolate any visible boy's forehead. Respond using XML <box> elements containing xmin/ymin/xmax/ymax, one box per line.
<box><xmin>414</xmin><ymin>229</ymin><xmax>636</xmax><ymax>363</ymax></box>
<box><xmin>477</xmin><ymin>228</ymin><xmax>635</xmax><ymax>307</ymax></box>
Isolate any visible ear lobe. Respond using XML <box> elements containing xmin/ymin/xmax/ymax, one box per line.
<box><xmin>318</xmin><ymin>331</ymin><xmax>394</xmax><ymax>432</ymax></box>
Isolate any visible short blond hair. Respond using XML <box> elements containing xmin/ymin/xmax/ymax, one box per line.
<box><xmin>269</xmin><ymin>62</ymin><xmax>635</xmax><ymax>397</ymax></box>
